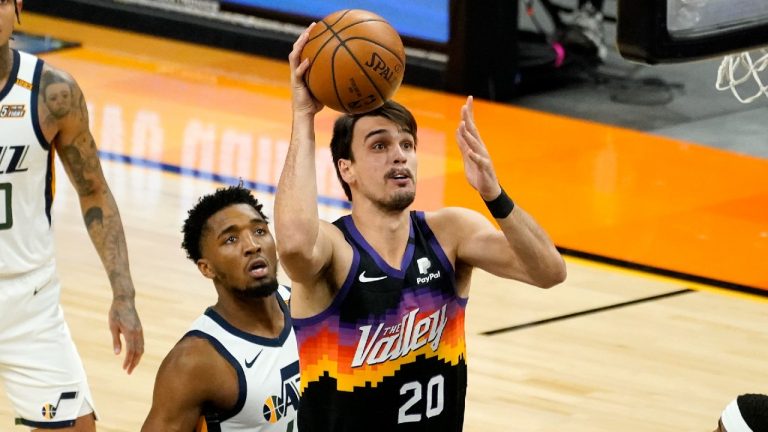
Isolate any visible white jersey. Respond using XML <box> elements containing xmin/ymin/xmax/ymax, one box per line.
<box><xmin>0</xmin><ymin>49</ymin><xmax>55</xmax><ymax>277</ymax></box>
<box><xmin>188</xmin><ymin>286</ymin><xmax>300</xmax><ymax>432</ymax></box>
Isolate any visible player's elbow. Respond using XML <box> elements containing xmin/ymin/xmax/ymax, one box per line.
<box><xmin>275</xmin><ymin>238</ymin><xmax>312</xmax><ymax>263</ymax></box>
<box><xmin>534</xmin><ymin>256</ymin><xmax>567</xmax><ymax>289</ymax></box>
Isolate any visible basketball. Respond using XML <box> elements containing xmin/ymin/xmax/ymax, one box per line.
<box><xmin>300</xmin><ymin>9</ymin><xmax>406</xmax><ymax>114</ymax></box>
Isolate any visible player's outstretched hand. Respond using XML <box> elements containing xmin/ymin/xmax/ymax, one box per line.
<box><xmin>289</xmin><ymin>23</ymin><xmax>324</xmax><ymax>115</ymax></box>
<box><xmin>109</xmin><ymin>297</ymin><xmax>144</xmax><ymax>374</ymax></box>
<box><xmin>455</xmin><ymin>96</ymin><xmax>502</xmax><ymax>200</ymax></box>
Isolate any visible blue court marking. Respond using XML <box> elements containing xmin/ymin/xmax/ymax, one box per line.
<box><xmin>97</xmin><ymin>150</ymin><xmax>352</xmax><ymax>210</ymax></box>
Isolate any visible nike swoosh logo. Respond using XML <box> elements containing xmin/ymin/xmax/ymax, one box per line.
<box><xmin>358</xmin><ymin>271</ymin><xmax>387</xmax><ymax>283</ymax></box>
<box><xmin>33</xmin><ymin>285</ymin><xmax>45</xmax><ymax>296</ymax></box>
<box><xmin>245</xmin><ymin>351</ymin><xmax>262</xmax><ymax>368</ymax></box>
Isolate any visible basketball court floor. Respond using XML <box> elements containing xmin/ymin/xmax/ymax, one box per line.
<box><xmin>2</xmin><ymin>13</ymin><xmax>767</xmax><ymax>431</ymax></box>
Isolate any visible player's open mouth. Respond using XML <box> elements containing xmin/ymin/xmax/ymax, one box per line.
<box><xmin>247</xmin><ymin>259</ymin><xmax>268</xmax><ymax>277</ymax></box>
<box><xmin>387</xmin><ymin>169</ymin><xmax>412</xmax><ymax>185</ymax></box>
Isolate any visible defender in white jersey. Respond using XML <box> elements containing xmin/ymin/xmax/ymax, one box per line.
<box><xmin>142</xmin><ymin>185</ymin><xmax>300</xmax><ymax>432</ymax></box>
<box><xmin>0</xmin><ymin>0</ymin><xmax>143</xmax><ymax>430</ymax></box>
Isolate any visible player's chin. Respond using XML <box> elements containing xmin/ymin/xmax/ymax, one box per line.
<box><xmin>241</xmin><ymin>278</ymin><xmax>280</xmax><ymax>299</ymax></box>
<box><xmin>387</xmin><ymin>191</ymin><xmax>415</xmax><ymax>211</ymax></box>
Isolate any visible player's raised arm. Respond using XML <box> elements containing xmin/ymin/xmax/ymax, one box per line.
<box><xmin>47</xmin><ymin>66</ymin><xmax>144</xmax><ymax>372</ymax></box>
<box><xmin>275</xmin><ymin>24</ymin><xmax>336</xmax><ymax>285</ymax></box>
<box><xmin>453</xmin><ymin>96</ymin><xmax>566</xmax><ymax>288</ymax></box>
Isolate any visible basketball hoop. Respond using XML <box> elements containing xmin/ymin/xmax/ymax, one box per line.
<box><xmin>715</xmin><ymin>48</ymin><xmax>768</xmax><ymax>103</ymax></box>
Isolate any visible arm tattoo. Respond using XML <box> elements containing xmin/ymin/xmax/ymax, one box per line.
<box><xmin>60</xmin><ymin>143</ymin><xmax>96</xmax><ymax>196</ymax></box>
<box><xmin>40</xmin><ymin>70</ymin><xmax>74</xmax><ymax>120</ymax></box>
<box><xmin>77</xmin><ymin>93</ymin><xmax>87</xmax><ymax>122</ymax></box>
<box><xmin>84</xmin><ymin>206</ymin><xmax>104</xmax><ymax>229</ymax></box>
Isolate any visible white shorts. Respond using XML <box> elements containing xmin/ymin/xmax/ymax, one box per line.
<box><xmin>0</xmin><ymin>263</ymin><xmax>96</xmax><ymax>429</ymax></box>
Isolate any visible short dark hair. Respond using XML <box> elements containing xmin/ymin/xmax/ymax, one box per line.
<box><xmin>330</xmin><ymin>100</ymin><xmax>417</xmax><ymax>201</ymax></box>
<box><xmin>739</xmin><ymin>393</ymin><xmax>768</xmax><ymax>431</ymax></box>
<box><xmin>181</xmin><ymin>184</ymin><xmax>267</xmax><ymax>263</ymax></box>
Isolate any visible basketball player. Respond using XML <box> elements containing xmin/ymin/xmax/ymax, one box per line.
<box><xmin>714</xmin><ymin>394</ymin><xmax>768</xmax><ymax>432</ymax></box>
<box><xmin>0</xmin><ymin>0</ymin><xmax>143</xmax><ymax>429</ymax></box>
<box><xmin>141</xmin><ymin>185</ymin><xmax>300</xmax><ymax>432</ymax></box>
<box><xmin>275</xmin><ymin>26</ymin><xmax>567</xmax><ymax>431</ymax></box>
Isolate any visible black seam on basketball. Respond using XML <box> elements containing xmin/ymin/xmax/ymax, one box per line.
<box><xmin>306</xmin><ymin>9</ymin><xmax>351</xmax><ymax>44</ymax></box>
<box><xmin>333</xmin><ymin>20</ymin><xmax>398</xmax><ymax>58</ymax></box>
<box><xmin>320</xmin><ymin>18</ymin><xmax>351</xmax><ymax>111</ymax></box>
<box><xmin>304</xmin><ymin>21</ymin><xmax>332</xmax><ymax>91</ymax></box>
<box><xmin>333</xmin><ymin>40</ymin><xmax>389</xmax><ymax>111</ymax></box>
<box><xmin>337</xmin><ymin>37</ymin><xmax>406</xmax><ymax>68</ymax></box>
<box><xmin>329</xmin><ymin>44</ymin><xmax>346</xmax><ymax>112</ymax></box>
<box><xmin>327</xmin><ymin>9</ymin><xmax>352</xmax><ymax>28</ymax></box>
<box><xmin>318</xmin><ymin>14</ymin><xmax>401</xmax><ymax>112</ymax></box>
<box><xmin>334</xmin><ymin>19</ymin><xmax>389</xmax><ymax>34</ymax></box>
<box><xmin>306</xmin><ymin>19</ymin><xmax>347</xmax><ymax>94</ymax></box>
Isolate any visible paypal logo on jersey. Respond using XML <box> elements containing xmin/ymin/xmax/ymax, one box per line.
<box><xmin>416</xmin><ymin>257</ymin><xmax>440</xmax><ymax>284</ymax></box>
<box><xmin>417</xmin><ymin>257</ymin><xmax>431</xmax><ymax>274</ymax></box>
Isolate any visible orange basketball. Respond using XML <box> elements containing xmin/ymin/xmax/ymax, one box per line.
<box><xmin>300</xmin><ymin>9</ymin><xmax>406</xmax><ymax>114</ymax></box>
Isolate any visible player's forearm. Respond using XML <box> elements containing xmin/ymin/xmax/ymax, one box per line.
<box><xmin>275</xmin><ymin>112</ymin><xmax>321</xmax><ymax>257</ymax></box>
<box><xmin>80</xmin><ymin>187</ymin><xmax>135</xmax><ymax>300</ymax></box>
<box><xmin>497</xmin><ymin>206</ymin><xmax>566</xmax><ymax>288</ymax></box>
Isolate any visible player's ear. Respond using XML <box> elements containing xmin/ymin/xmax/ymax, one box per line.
<box><xmin>197</xmin><ymin>259</ymin><xmax>215</xmax><ymax>280</ymax></box>
<box><xmin>16</xmin><ymin>0</ymin><xmax>23</xmax><ymax>13</ymax></box>
<box><xmin>338</xmin><ymin>158</ymin><xmax>353</xmax><ymax>183</ymax></box>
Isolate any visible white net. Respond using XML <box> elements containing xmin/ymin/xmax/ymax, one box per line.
<box><xmin>715</xmin><ymin>48</ymin><xmax>768</xmax><ymax>103</ymax></box>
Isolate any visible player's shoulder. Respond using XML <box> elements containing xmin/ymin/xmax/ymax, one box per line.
<box><xmin>161</xmin><ymin>332</ymin><xmax>227</xmax><ymax>376</ymax></box>
<box><xmin>39</xmin><ymin>62</ymin><xmax>80</xmax><ymax>90</ymax></box>
<box><xmin>319</xmin><ymin>217</ymin><xmax>347</xmax><ymax>237</ymax></box>
<box><xmin>425</xmin><ymin>207</ymin><xmax>489</xmax><ymax>230</ymax></box>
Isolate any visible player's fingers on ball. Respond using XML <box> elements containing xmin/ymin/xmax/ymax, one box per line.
<box><xmin>297</xmin><ymin>58</ymin><xmax>310</xmax><ymax>75</ymax></box>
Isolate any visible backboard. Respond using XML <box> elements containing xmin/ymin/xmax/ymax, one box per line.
<box><xmin>617</xmin><ymin>0</ymin><xmax>768</xmax><ymax>64</ymax></box>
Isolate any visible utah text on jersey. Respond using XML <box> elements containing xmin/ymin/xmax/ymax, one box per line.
<box><xmin>0</xmin><ymin>145</ymin><xmax>30</xmax><ymax>174</ymax></box>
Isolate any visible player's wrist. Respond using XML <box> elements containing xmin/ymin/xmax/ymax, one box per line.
<box><xmin>483</xmin><ymin>186</ymin><xmax>515</xmax><ymax>219</ymax></box>
<box><xmin>292</xmin><ymin>109</ymin><xmax>317</xmax><ymax>123</ymax></box>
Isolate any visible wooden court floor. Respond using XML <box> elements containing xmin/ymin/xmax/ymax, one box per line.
<box><xmin>1</xmin><ymin>13</ymin><xmax>766</xmax><ymax>431</ymax></box>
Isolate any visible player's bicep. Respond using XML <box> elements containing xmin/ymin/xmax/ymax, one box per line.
<box><xmin>280</xmin><ymin>220</ymin><xmax>347</xmax><ymax>284</ymax></box>
<box><xmin>451</xmin><ymin>209</ymin><xmax>522</xmax><ymax>276</ymax></box>
<box><xmin>47</xmin><ymin>69</ymin><xmax>106</xmax><ymax>198</ymax></box>
<box><xmin>141</xmin><ymin>341</ymin><xmax>212</xmax><ymax>432</ymax></box>
<box><xmin>458</xmin><ymin>229</ymin><xmax>517</xmax><ymax>273</ymax></box>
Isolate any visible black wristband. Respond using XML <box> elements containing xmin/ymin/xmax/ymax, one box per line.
<box><xmin>484</xmin><ymin>187</ymin><xmax>515</xmax><ymax>219</ymax></box>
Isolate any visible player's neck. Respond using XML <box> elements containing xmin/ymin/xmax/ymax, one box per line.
<box><xmin>351</xmin><ymin>207</ymin><xmax>411</xmax><ymax>269</ymax></box>
<box><xmin>213</xmin><ymin>296</ymin><xmax>285</xmax><ymax>338</ymax></box>
<box><xmin>0</xmin><ymin>47</ymin><xmax>11</xmax><ymax>86</ymax></box>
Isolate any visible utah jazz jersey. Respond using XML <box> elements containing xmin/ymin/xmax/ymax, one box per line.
<box><xmin>0</xmin><ymin>49</ymin><xmax>54</xmax><ymax>277</ymax></box>
<box><xmin>294</xmin><ymin>211</ymin><xmax>468</xmax><ymax>431</ymax></box>
<box><xmin>189</xmin><ymin>286</ymin><xmax>300</xmax><ymax>432</ymax></box>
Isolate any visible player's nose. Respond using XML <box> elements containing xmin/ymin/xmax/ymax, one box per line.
<box><xmin>242</xmin><ymin>232</ymin><xmax>262</xmax><ymax>254</ymax></box>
